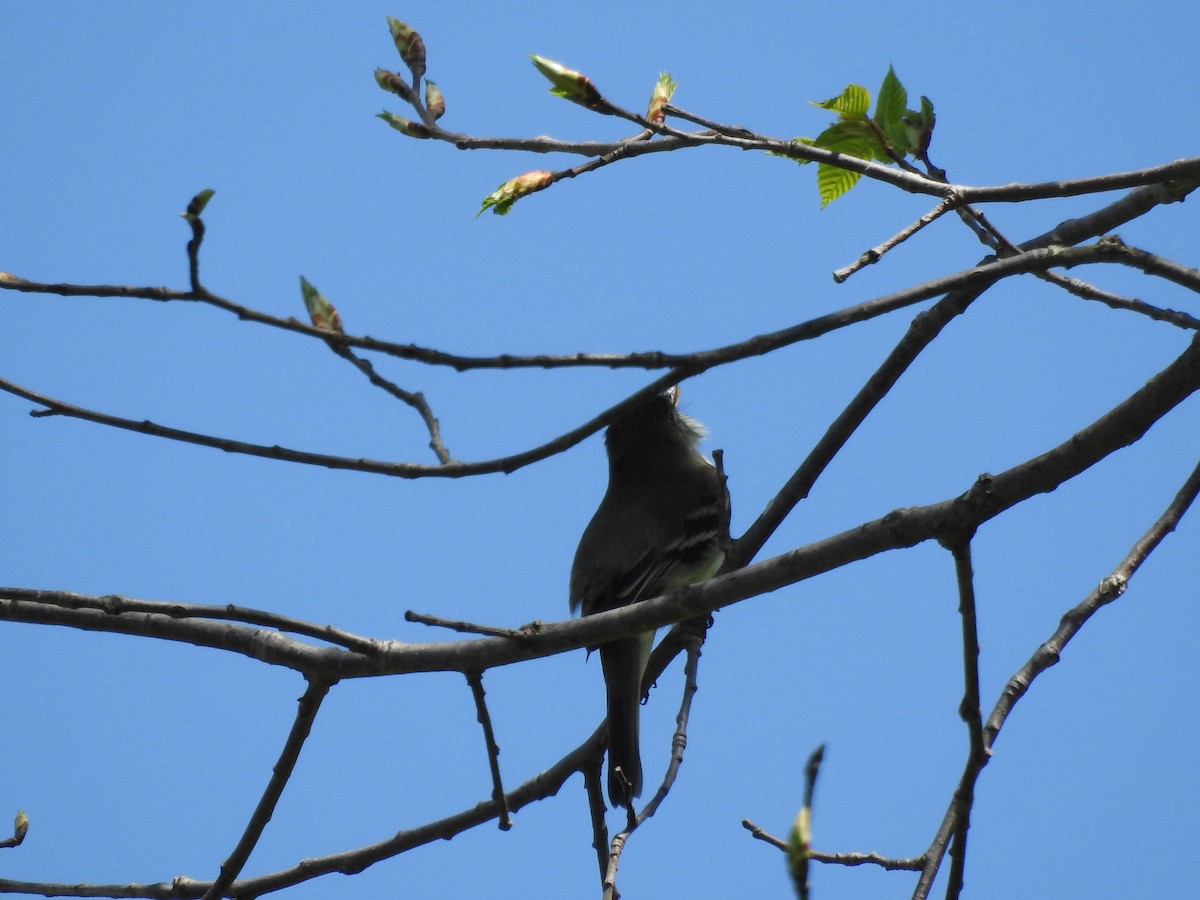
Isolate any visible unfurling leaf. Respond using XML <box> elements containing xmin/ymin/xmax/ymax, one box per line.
<box><xmin>181</xmin><ymin>189</ymin><xmax>215</xmax><ymax>223</ymax></box>
<box><xmin>375</xmin><ymin>68</ymin><xmax>417</xmax><ymax>104</ymax></box>
<box><xmin>812</xmin><ymin>83</ymin><xmax>870</xmax><ymax>118</ymax></box>
<box><xmin>299</xmin><ymin>277</ymin><xmax>344</xmax><ymax>333</ymax></box>
<box><xmin>903</xmin><ymin>95</ymin><xmax>936</xmax><ymax>156</ymax></box>
<box><xmin>377</xmin><ymin>111</ymin><xmax>431</xmax><ymax>138</ymax></box>
<box><xmin>529</xmin><ymin>55</ymin><xmax>604</xmax><ymax>109</ymax></box>
<box><xmin>424</xmin><ymin>80</ymin><xmax>445</xmax><ymax>121</ymax></box>
<box><xmin>477</xmin><ymin>170</ymin><xmax>554</xmax><ymax>216</ymax></box>
<box><xmin>386</xmin><ymin>17</ymin><xmax>426</xmax><ymax>83</ymax></box>
<box><xmin>873</xmin><ymin>65</ymin><xmax>910</xmax><ymax>153</ymax></box>
<box><xmin>787</xmin><ymin>804</ymin><xmax>811</xmax><ymax>898</ymax></box>
<box><xmin>646</xmin><ymin>72</ymin><xmax>677</xmax><ymax>124</ymax></box>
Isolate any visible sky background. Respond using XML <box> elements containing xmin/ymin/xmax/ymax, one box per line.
<box><xmin>3</xmin><ymin>2</ymin><xmax>1199</xmax><ymax>898</ymax></box>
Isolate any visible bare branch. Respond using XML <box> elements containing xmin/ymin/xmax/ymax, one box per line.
<box><xmin>404</xmin><ymin>609</ymin><xmax>531</xmax><ymax>639</ymax></box>
<box><xmin>0</xmin><ymin>368</ymin><xmax>689</xmax><ymax>479</ymax></box>
<box><xmin>983</xmin><ymin>453</ymin><xmax>1200</xmax><ymax>748</ymax></box>
<box><xmin>5</xmin><ymin>328</ymin><xmax>1200</xmax><ymax>682</ymax></box>
<box><xmin>329</xmin><ymin>346</ymin><xmax>454</xmax><ymax>463</ymax></box>
<box><xmin>941</xmin><ymin>541</ymin><xmax>988</xmax><ymax>900</ymax></box>
<box><xmin>834</xmin><ymin>196</ymin><xmax>959</xmax><ymax>282</ymax></box>
<box><xmin>583</xmin><ymin>757</ymin><xmax>611</xmax><ymax>886</ymax></box>
<box><xmin>0</xmin><ymin>588</ymin><xmax>383</xmax><ymax>655</ymax></box>
<box><xmin>1039</xmin><ymin>269</ymin><xmax>1200</xmax><ymax>331</ymax></box>
<box><xmin>732</xmin><ymin>180</ymin><xmax>1200</xmax><ymax>565</ymax></box>
<box><xmin>466</xmin><ymin>671</ymin><xmax>512</xmax><ymax>831</ymax></box>
<box><xmin>201</xmin><ymin>678</ymin><xmax>332</xmax><ymax>900</ymax></box>
<box><xmin>0</xmin><ymin>812</ymin><xmax>27</xmax><ymax>851</ymax></box>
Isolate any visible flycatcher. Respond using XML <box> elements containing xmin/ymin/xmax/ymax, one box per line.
<box><xmin>570</xmin><ymin>388</ymin><xmax>726</xmax><ymax>807</ymax></box>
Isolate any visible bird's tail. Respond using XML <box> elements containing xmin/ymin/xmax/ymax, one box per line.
<box><xmin>600</xmin><ymin>635</ymin><xmax>646</xmax><ymax>807</ymax></box>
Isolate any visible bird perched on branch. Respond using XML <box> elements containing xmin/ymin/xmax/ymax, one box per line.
<box><xmin>570</xmin><ymin>388</ymin><xmax>726</xmax><ymax>808</ymax></box>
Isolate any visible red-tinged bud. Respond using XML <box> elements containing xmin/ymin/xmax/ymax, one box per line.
<box><xmin>424</xmin><ymin>80</ymin><xmax>445</xmax><ymax>121</ymax></box>
<box><xmin>529</xmin><ymin>55</ymin><xmax>605</xmax><ymax>110</ymax></box>
<box><xmin>386</xmin><ymin>17</ymin><xmax>426</xmax><ymax>84</ymax></box>
<box><xmin>376</xmin><ymin>112</ymin><xmax>431</xmax><ymax>138</ymax></box>
<box><xmin>646</xmin><ymin>72</ymin><xmax>677</xmax><ymax>124</ymax></box>
<box><xmin>299</xmin><ymin>277</ymin><xmax>344</xmax><ymax>334</ymax></box>
<box><xmin>477</xmin><ymin>170</ymin><xmax>554</xmax><ymax>216</ymax></box>
<box><xmin>375</xmin><ymin>68</ymin><xmax>416</xmax><ymax>104</ymax></box>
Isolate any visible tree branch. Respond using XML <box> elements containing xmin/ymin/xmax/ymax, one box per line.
<box><xmin>201</xmin><ymin>678</ymin><xmax>332</xmax><ymax>900</ymax></box>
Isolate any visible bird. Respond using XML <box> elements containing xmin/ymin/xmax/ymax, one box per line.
<box><xmin>569</xmin><ymin>388</ymin><xmax>726</xmax><ymax>808</ymax></box>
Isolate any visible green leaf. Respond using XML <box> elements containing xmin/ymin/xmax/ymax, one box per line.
<box><xmin>873</xmin><ymin>65</ymin><xmax>910</xmax><ymax>153</ymax></box>
<box><xmin>811</xmin><ymin>120</ymin><xmax>877</xmax><ymax>151</ymax></box>
<box><xmin>812</xmin><ymin>83</ymin><xmax>870</xmax><ymax>118</ymax></box>
<box><xmin>817</xmin><ymin>162</ymin><xmax>862</xmax><ymax>207</ymax></box>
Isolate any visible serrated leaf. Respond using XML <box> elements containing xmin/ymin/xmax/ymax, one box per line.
<box><xmin>817</xmin><ymin>162</ymin><xmax>862</xmax><ymax>207</ymax></box>
<box><xmin>811</xmin><ymin>120</ymin><xmax>877</xmax><ymax>151</ymax></box>
<box><xmin>477</xmin><ymin>170</ymin><xmax>554</xmax><ymax>216</ymax></box>
<box><xmin>812</xmin><ymin>83</ymin><xmax>870</xmax><ymax>119</ymax></box>
<box><xmin>530</xmin><ymin>55</ymin><xmax>605</xmax><ymax>109</ymax></box>
<box><xmin>299</xmin><ymin>276</ymin><xmax>344</xmax><ymax>333</ymax></box>
<box><xmin>874</xmin><ymin>65</ymin><xmax>911</xmax><ymax>153</ymax></box>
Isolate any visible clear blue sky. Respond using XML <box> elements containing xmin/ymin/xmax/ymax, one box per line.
<box><xmin>3</xmin><ymin>2</ymin><xmax>1199</xmax><ymax>898</ymax></box>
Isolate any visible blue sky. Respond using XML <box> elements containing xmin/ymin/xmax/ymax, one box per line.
<box><xmin>3</xmin><ymin>2</ymin><xmax>1199</xmax><ymax>898</ymax></box>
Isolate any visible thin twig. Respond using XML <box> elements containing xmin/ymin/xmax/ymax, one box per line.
<box><xmin>0</xmin><ymin>588</ymin><xmax>382</xmax><ymax>655</ymax></box>
<box><xmin>811</xmin><ymin>850</ymin><xmax>924</xmax><ymax>871</ymax></box>
<box><xmin>7</xmin><ymin>244</ymin><xmax>1169</xmax><ymax>481</ymax></box>
<box><xmin>0</xmin><ymin>367</ymin><xmax>691</xmax><ymax>479</ymax></box>
<box><xmin>743</xmin><ymin>819</ymin><xmax>925</xmax><ymax>871</ymax></box>
<box><xmin>466</xmin><ymin>671</ymin><xmax>512</xmax><ymax>830</ymax></box>
<box><xmin>983</xmin><ymin>453</ymin><xmax>1200</xmax><ymax>748</ymax></box>
<box><xmin>635</xmin><ymin>634</ymin><xmax>703</xmax><ymax>825</ymax></box>
<box><xmin>942</xmin><ymin>541</ymin><xmax>988</xmax><ymax>900</ymax></box>
<box><xmin>730</xmin><ymin>180</ymin><xmax>1200</xmax><ymax>566</ymax></box>
<box><xmin>1038</xmin><ymin>269</ymin><xmax>1200</xmax><ymax>330</ymax></box>
<box><xmin>200</xmin><ymin>677</ymin><xmax>332</xmax><ymax>900</ymax></box>
<box><xmin>331</xmin><ymin>346</ymin><xmax>454</xmax><ymax>463</ymax></box>
<box><xmin>0</xmin><ymin>812</ymin><xmax>27</xmax><ymax>850</ymax></box>
<box><xmin>834</xmin><ymin>196</ymin><xmax>959</xmax><ymax>282</ymax></box>
<box><xmin>583</xmin><ymin>756</ymin><xmax>611</xmax><ymax>887</ymax></box>
<box><xmin>404</xmin><ymin>610</ymin><xmax>529</xmax><ymax>639</ymax></box>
